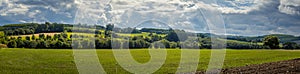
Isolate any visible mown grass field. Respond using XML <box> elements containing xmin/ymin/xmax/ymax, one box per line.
<box><xmin>0</xmin><ymin>49</ymin><xmax>299</xmax><ymax>74</ymax></box>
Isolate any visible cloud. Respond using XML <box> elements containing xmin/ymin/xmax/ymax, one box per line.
<box><xmin>0</xmin><ymin>0</ymin><xmax>77</xmax><ymax>24</ymax></box>
<box><xmin>221</xmin><ymin>0</ymin><xmax>300</xmax><ymax>36</ymax></box>
<box><xmin>279</xmin><ymin>0</ymin><xmax>300</xmax><ymax>15</ymax></box>
<box><xmin>0</xmin><ymin>0</ymin><xmax>299</xmax><ymax>36</ymax></box>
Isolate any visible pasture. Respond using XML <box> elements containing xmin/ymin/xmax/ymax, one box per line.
<box><xmin>0</xmin><ymin>49</ymin><xmax>299</xmax><ymax>74</ymax></box>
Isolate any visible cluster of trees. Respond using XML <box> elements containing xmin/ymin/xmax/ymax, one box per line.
<box><xmin>282</xmin><ymin>42</ymin><xmax>300</xmax><ymax>49</ymax></box>
<box><xmin>4</xmin><ymin>28</ymin><xmax>35</xmax><ymax>36</ymax></box>
<box><xmin>227</xmin><ymin>34</ymin><xmax>300</xmax><ymax>44</ymax></box>
<box><xmin>3</xmin><ymin>22</ymin><xmax>70</xmax><ymax>36</ymax></box>
<box><xmin>3</xmin><ymin>33</ymin><xmax>173</xmax><ymax>49</ymax></box>
<box><xmin>6</xmin><ymin>33</ymin><xmax>71</xmax><ymax>49</ymax></box>
<box><xmin>263</xmin><ymin>36</ymin><xmax>300</xmax><ymax>50</ymax></box>
<box><xmin>3</xmin><ymin>32</ymin><xmax>300</xmax><ymax>49</ymax></box>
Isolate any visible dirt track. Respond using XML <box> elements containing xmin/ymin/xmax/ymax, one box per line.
<box><xmin>197</xmin><ymin>58</ymin><xmax>300</xmax><ymax>74</ymax></box>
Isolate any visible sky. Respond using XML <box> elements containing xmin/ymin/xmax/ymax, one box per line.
<box><xmin>0</xmin><ymin>0</ymin><xmax>299</xmax><ymax>36</ymax></box>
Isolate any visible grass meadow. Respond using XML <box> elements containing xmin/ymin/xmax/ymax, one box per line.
<box><xmin>0</xmin><ymin>49</ymin><xmax>299</xmax><ymax>74</ymax></box>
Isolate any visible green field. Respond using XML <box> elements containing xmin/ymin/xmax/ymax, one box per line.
<box><xmin>0</xmin><ymin>49</ymin><xmax>299</xmax><ymax>74</ymax></box>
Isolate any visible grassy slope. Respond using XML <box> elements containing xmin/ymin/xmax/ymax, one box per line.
<box><xmin>0</xmin><ymin>49</ymin><xmax>299</xmax><ymax>74</ymax></box>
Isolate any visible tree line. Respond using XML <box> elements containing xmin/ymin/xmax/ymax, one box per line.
<box><xmin>0</xmin><ymin>22</ymin><xmax>300</xmax><ymax>49</ymax></box>
<box><xmin>2</xmin><ymin>32</ymin><xmax>299</xmax><ymax>49</ymax></box>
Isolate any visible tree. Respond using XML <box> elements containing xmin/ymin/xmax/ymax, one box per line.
<box><xmin>166</xmin><ymin>31</ymin><xmax>188</xmax><ymax>42</ymax></box>
<box><xmin>37</xmin><ymin>40</ymin><xmax>48</xmax><ymax>48</ymax></box>
<box><xmin>18</xmin><ymin>29</ymin><xmax>26</xmax><ymax>35</ymax></box>
<box><xmin>169</xmin><ymin>42</ymin><xmax>178</xmax><ymax>48</ymax></box>
<box><xmin>283</xmin><ymin>42</ymin><xmax>299</xmax><ymax>49</ymax></box>
<box><xmin>148</xmin><ymin>33</ymin><xmax>161</xmax><ymax>42</ymax></box>
<box><xmin>46</xmin><ymin>35</ymin><xmax>52</xmax><ymax>40</ymax></box>
<box><xmin>29</xmin><ymin>29</ymin><xmax>35</xmax><ymax>34</ymax></box>
<box><xmin>72</xmin><ymin>40</ymin><xmax>82</xmax><ymax>49</ymax></box>
<box><xmin>7</xmin><ymin>40</ymin><xmax>17</xmax><ymax>48</ymax></box>
<box><xmin>26</xmin><ymin>36</ymin><xmax>31</xmax><ymax>40</ymax></box>
<box><xmin>16</xmin><ymin>39</ymin><xmax>25</xmax><ymax>48</ymax></box>
<box><xmin>24</xmin><ymin>29</ymin><xmax>31</xmax><ymax>34</ymax></box>
<box><xmin>54</xmin><ymin>34</ymin><xmax>60</xmax><ymax>39</ymax></box>
<box><xmin>55</xmin><ymin>41</ymin><xmax>64</xmax><ymax>48</ymax></box>
<box><xmin>263</xmin><ymin>36</ymin><xmax>280</xmax><ymax>49</ymax></box>
<box><xmin>106</xmin><ymin>24</ymin><xmax>114</xmax><ymax>31</ymax></box>
<box><xmin>39</xmin><ymin>34</ymin><xmax>46</xmax><ymax>39</ymax></box>
<box><xmin>105</xmin><ymin>24</ymin><xmax>114</xmax><ymax>38</ymax></box>
<box><xmin>31</xmin><ymin>35</ymin><xmax>36</xmax><ymax>40</ymax></box>
<box><xmin>17</xmin><ymin>36</ymin><xmax>22</xmax><ymax>40</ymax></box>
<box><xmin>105</xmin><ymin>31</ymin><xmax>112</xmax><ymax>38</ymax></box>
<box><xmin>27</xmin><ymin>41</ymin><xmax>38</xmax><ymax>48</ymax></box>
<box><xmin>61</xmin><ymin>33</ymin><xmax>68</xmax><ymax>39</ymax></box>
<box><xmin>166</xmin><ymin>31</ymin><xmax>179</xmax><ymax>42</ymax></box>
<box><xmin>5</xmin><ymin>30</ymin><xmax>14</xmax><ymax>36</ymax></box>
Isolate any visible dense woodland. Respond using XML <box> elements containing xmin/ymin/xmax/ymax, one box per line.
<box><xmin>0</xmin><ymin>22</ymin><xmax>299</xmax><ymax>49</ymax></box>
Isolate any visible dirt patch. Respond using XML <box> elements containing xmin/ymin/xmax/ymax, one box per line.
<box><xmin>197</xmin><ymin>58</ymin><xmax>300</xmax><ymax>74</ymax></box>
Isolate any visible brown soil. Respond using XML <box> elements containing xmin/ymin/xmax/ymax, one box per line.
<box><xmin>196</xmin><ymin>58</ymin><xmax>300</xmax><ymax>74</ymax></box>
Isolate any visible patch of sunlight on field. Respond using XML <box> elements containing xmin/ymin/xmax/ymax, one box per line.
<box><xmin>66</xmin><ymin>32</ymin><xmax>96</xmax><ymax>37</ymax></box>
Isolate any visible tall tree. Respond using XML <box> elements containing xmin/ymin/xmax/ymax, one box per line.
<box><xmin>39</xmin><ymin>34</ymin><xmax>45</xmax><ymax>39</ymax></box>
<box><xmin>105</xmin><ymin>24</ymin><xmax>114</xmax><ymax>38</ymax></box>
<box><xmin>31</xmin><ymin>35</ymin><xmax>36</xmax><ymax>40</ymax></box>
<box><xmin>166</xmin><ymin>31</ymin><xmax>187</xmax><ymax>42</ymax></box>
<box><xmin>26</xmin><ymin>36</ymin><xmax>31</xmax><ymax>40</ymax></box>
<box><xmin>263</xmin><ymin>36</ymin><xmax>280</xmax><ymax>49</ymax></box>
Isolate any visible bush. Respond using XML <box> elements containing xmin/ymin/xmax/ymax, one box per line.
<box><xmin>283</xmin><ymin>42</ymin><xmax>299</xmax><ymax>49</ymax></box>
<box><xmin>0</xmin><ymin>44</ymin><xmax>8</xmax><ymax>49</ymax></box>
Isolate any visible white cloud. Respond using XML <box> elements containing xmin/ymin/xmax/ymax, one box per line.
<box><xmin>279</xmin><ymin>0</ymin><xmax>300</xmax><ymax>15</ymax></box>
<box><xmin>216</xmin><ymin>0</ymin><xmax>278</xmax><ymax>14</ymax></box>
<box><xmin>0</xmin><ymin>0</ymin><xmax>77</xmax><ymax>24</ymax></box>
